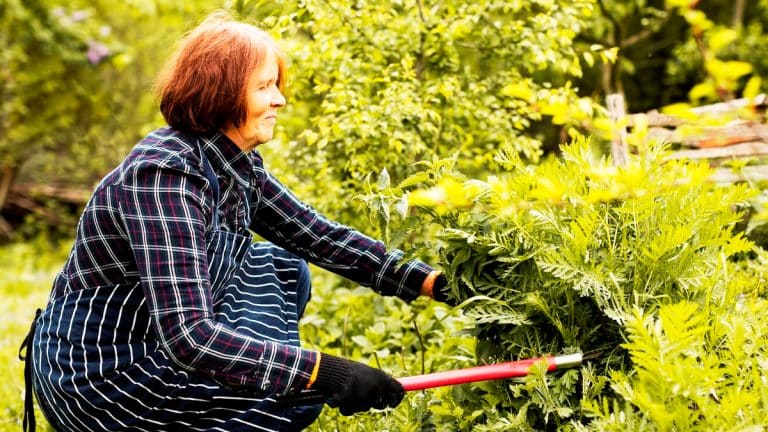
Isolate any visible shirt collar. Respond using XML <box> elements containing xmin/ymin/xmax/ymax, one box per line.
<box><xmin>199</xmin><ymin>131</ymin><xmax>252</xmax><ymax>190</ymax></box>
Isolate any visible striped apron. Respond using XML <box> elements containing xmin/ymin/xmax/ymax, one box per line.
<box><xmin>27</xmin><ymin>144</ymin><xmax>323</xmax><ymax>431</ymax></box>
<box><xmin>31</xmin><ymin>240</ymin><xmax>322</xmax><ymax>431</ymax></box>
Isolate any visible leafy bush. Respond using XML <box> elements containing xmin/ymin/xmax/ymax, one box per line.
<box><xmin>263</xmin><ymin>0</ymin><xmax>600</xmax><ymax>223</ymax></box>
<box><xmin>360</xmin><ymin>134</ymin><xmax>764</xmax><ymax>429</ymax></box>
<box><xmin>582</xmin><ymin>296</ymin><xmax>768</xmax><ymax>431</ymax></box>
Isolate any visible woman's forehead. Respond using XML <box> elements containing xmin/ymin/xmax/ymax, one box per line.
<box><xmin>249</xmin><ymin>49</ymin><xmax>279</xmax><ymax>83</ymax></box>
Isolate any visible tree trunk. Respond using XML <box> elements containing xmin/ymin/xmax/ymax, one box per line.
<box><xmin>0</xmin><ymin>164</ymin><xmax>17</xmax><ymax>238</ymax></box>
<box><xmin>733</xmin><ymin>0</ymin><xmax>745</xmax><ymax>29</ymax></box>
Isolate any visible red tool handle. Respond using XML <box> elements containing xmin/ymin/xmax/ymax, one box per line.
<box><xmin>399</xmin><ymin>353</ymin><xmax>582</xmax><ymax>391</ymax></box>
<box><xmin>276</xmin><ymin>353</ymin><xmax>582</xmax><ymax>406</ymax></box>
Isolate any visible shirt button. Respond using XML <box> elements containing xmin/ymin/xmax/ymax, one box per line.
<box><xmin>262</xmin><ymin>380</ymin><xmax>272</xmax><ymax>391</ymax></box>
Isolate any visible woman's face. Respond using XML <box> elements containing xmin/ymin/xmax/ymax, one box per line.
<box><xmin>223</xmin><ymin>48</ymin><xmax>286</xmax><ymax>152</ymax></box>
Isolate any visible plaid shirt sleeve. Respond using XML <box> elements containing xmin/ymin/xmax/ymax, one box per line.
<box><xmin>119</xmin><ymin>153</ymin><xmax>316</xmax><ymax>394</ymax></box>
<box><xmin>250</xmin><ymin>170</ymin><xmax>434</xmax><ymax>302</ymax></box>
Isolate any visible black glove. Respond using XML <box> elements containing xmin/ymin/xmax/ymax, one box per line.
<box><xmin>431</xmin><ymin>273</ymin><xmax>458</xmax><ymax>306</ymax></box>
<box><xmin>312</xmin><ymin>353</ymin><xmax>404</xmax><ymax>416</ymax></box>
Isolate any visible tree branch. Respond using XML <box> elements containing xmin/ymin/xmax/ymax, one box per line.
<box><xmin>0</xmin><ymin>165</ymin><xmax>17</xmax><ymax>211</ymax></box>
<box><xmin>415</xmin><ymin>0</ymin><xmax>428</xmax><ymax>80</ymax></box>
<box><xmin>620</xmin><ymin>27</ymin><xmax>654</xmax><ymax>49</ymax></box>
<box><xmin>733</xmin><ymin>0</ymin><xmax>745</xmax><ymax>29</ymax></box>
<box><xmin>596</xmin><ymin>0</ymin><xmax>621</xmax><ymax>46</ymax></box>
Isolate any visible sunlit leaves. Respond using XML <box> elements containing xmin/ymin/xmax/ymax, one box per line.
<box><xmin>361</xmin><ymin>128</ymin><xmax>761</xmax><ymax>429</ymax></box>
<box><xmin>408</xmin><ymin>177</ymin><xmax>479</xmax><ymax>215</ymax></box>
<box><xmin>264</xmin><ymin>0</ymin><xmax>600</xmax><ymax>224</ymax></box>
<box><xmin>584</xmin><ymin>300</ymin><xmax>768</xmax><ymax>430</ymax></box>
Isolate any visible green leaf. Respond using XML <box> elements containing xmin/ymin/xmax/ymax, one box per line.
<box><xmin>378</xmin><ymin>168</ymin><xmax>391</xmax><ymax>191</ymax></box>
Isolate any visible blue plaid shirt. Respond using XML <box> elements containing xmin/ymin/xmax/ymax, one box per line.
<box><xmin>50</xmin><ymin>126</ymin><xmax>435</xmax><ymax>394</ymax></box>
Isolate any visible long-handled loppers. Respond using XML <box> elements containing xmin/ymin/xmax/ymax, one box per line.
<box><xmin>277</xmin><ymin>352</ymin><xmax>583</xmax><ymax>406</ymax></box>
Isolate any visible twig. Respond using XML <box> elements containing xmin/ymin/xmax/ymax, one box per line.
<box><xmin>415</xmin><ymin>0</ymin><xmax>428</xmax><ymax>80</ymax></box>
<box><xmin>596</xmin><ymin>0</ymin><xmax>620</xmax><ymax>46</ymax></box>
<box><xmin>342</xmin><ymin>305</ymin><xmax>350</xmax><ymax>358</ymax></box>
<box><xmin>412</xmin><ymin>314</ymin><xmax>426</xmax><ymax>375</ymax></box>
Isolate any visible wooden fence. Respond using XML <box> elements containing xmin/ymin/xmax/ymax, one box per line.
<box><xmin>608</xmin><ymin>93</ymin><xmax>768</xmax><ymax>183</ymax></box>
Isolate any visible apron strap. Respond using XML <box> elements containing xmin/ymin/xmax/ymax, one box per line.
<box><xmin>19</xmin><ymin>308</ymin><xmax>42</xmax><ymax>432</ymax></box>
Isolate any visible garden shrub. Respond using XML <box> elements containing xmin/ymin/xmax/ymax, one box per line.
<box><xmin>359</xmin><ymin>134</ymin><xmax>766</xmax><ymax>430</ymax></box>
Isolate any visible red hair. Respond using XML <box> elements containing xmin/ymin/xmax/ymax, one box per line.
<box><xmin>156</xmin><ymin>11</ymin><xmax>287</xmax><ymax>135</ymax></box>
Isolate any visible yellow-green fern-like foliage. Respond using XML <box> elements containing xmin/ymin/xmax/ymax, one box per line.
<box><xmin>362</xmin><ymin>134</ymin><xmax>766</xmax><ymax>430</ymax></box>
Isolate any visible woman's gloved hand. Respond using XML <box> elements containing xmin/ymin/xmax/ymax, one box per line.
<box><xmin>423</xmin><ymin>271</ymin><xmax>459</xmax><ymax>306</ymax></box>
<box><xmin>312</xmin><ymin>353</ymin><xmax>404</xmax><ymax>415</ymax></box>
<box><xmin>430</xmin><ymin>273</ymin><xmax>455</xmax><ymax>305</ymax></box>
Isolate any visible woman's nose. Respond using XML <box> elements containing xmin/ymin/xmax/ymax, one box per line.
<box><xmin>271</xmin><ymin>88</ymin><xmax>286</xmax><ymax>107</ymax></box>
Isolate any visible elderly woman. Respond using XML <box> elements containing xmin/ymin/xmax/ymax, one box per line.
<box><xmin>21</xmin><ymin>11</ymin><xmax>451</xmax><ymax>432</ymax></box>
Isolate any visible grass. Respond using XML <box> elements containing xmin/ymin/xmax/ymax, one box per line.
<box><xmin>1</xmin><ymin>238</ymin><xmax>69</xmax><ymax>432</ymax></box>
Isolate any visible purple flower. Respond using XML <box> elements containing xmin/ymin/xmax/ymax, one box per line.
<box><xmin>71</xmin><ymin>10</ymin><xmax>88</xmax><ymax>23</ymax></box>
<box><xmin>86</xmin><ymin>41</ymin><xmax>109</xmax><ymax>65</ymax></box>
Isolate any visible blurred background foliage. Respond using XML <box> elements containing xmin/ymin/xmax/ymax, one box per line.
<box><xmin>3</xmin><ymin>0</ymin><xmax>767</xmax><ymax>238</ymax></box>
<box><xmin>3</xmin><ymin>0</ymin><xmax>768</xmax><ymax>430</ymax></box>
